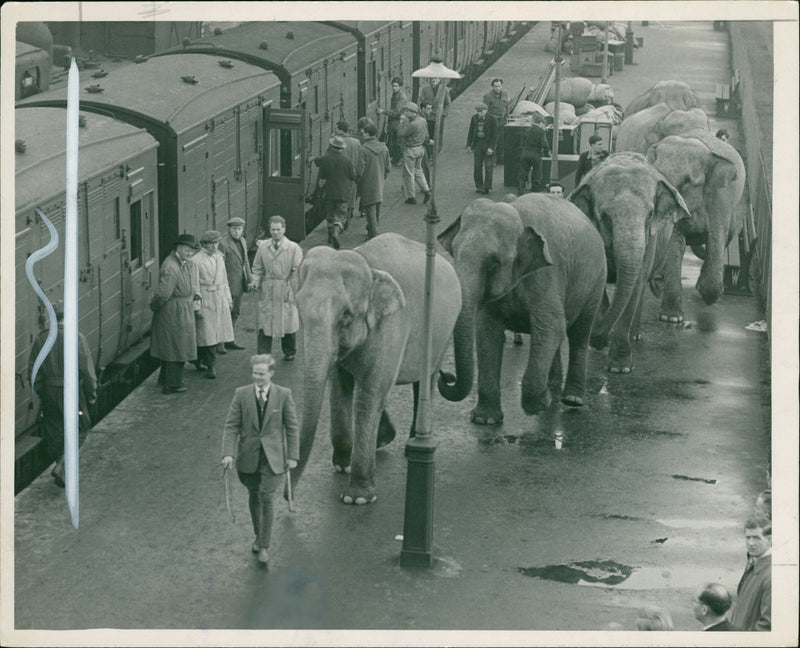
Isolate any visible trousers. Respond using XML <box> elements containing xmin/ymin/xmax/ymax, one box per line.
<box><xmin>237</xmin><ymin>449</ymin><xmax>284</xmax><ymax>549</ymax></box>
<box><xmin>473</xmin><ymin>141</ymin><xmax>496</xmax><ymax>191</ymax></box>
<box><xmin>362</xmin><ymin>202</ymin><xmax>381</xmax><ymax>239</ymax></box>
<box><xmin>257</xmin><ymin>331</ymin><xmax>297</xmax><ymax>357</ymax></box>
<box><xmin>402</xmin><ymin>145</ymin><xmax>430</xmax><ymax>198</ymax></box>
<box><xmin>519</xmin><ymin>153</ymin><xmax>544</xmax><ymax>193</ymax></box>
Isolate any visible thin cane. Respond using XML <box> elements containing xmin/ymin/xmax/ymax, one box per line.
<box><xmin>223</xmin><ymin>464</ymin><xmax>235</xmax><ymax>523</ymax></box>
<box><xmin>281</xmin><ymin>425</ymin><xmax>295</xmax><ymax>512</ymax></box>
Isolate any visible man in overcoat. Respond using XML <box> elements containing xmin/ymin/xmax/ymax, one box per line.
<box><xmin>28</xmin><ymin>302</ymin><xmax>97</xmax><ymax>487</ymax></box>
<box><xmin>221</xmin><ymin>354</ymin><xmax>298</xmax><ymax>565</ymax></box>
<box><xmin>149</xmin><ymin>234</ymin><xmax>201</xmax><ymax>394</ymax></box>
<box><xmin>314</xmin><ymin>136</ymin><xmax>357</xmax><ymax>248</ymax></box>
<box><xmin>356</xmin><ymin>119</ymin><xmax>390</xmax><ymax>239</ymax></box>
<box><xmin>249</xmin><ymin>216</ymin><xmax>303</xmax><ymax>361</ymax></box>
<box><xmin>190</xmin><ymin>230</ymin><xmax>234</xmax><ymax>379</ymax></box>
<box><xmin>466</xmin><ymin>103</ymin><xmax>499</xmax><ymax>194</ymax></box>
<box><xmin>218</xmin><ymin>216</ymin><xmax>251</xmax><ymax>350</ymax></box>
<box><xmin>730</xmin><ymin>516</ymin><xmax>772</xmax><ymax>631</ymax></box>
<box><xmin>335</xmin><ymin>120</ymin><xmax>364</xmax><ymax>227</ymax></box>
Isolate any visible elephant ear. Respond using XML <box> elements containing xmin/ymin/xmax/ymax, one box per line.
<box><xmin>515</xmin><ymin>226</ymin><xmax>554</xmax><ymax>278</ymax></box>
<box><xmin>366</xmin><ymin>269</ymin><xmax>406</xmax><ymax>330</ymax></box>
<box><xmin>654</xmin><ymin>168</ymin><xmax>693</xmax><ymax>225</ymax></box>
<box><xmin>707</xmin><ymin>155</ymin><xmax>739</xmax><ymax>190</ymax></box>
<box><xmin>437</xmin><ymin>216</ymin><xmax>462</xmax><ymax>256</ymax></box>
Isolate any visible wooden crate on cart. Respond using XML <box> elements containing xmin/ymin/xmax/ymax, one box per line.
<box><xmin>576</xmin><ymin>117</ymin><xmax>614</xmax><ymax>153</ymax></box>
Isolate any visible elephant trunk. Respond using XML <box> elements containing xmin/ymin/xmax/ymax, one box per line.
<box><xmin>293</xmin><ymin>329</ymin><xmax>334</xmax><ymax>487</ymax></box>
<box><xmin>438</xmin><ymin>298</ymin><xmax>476</xmax><ymax>401</ymax></box>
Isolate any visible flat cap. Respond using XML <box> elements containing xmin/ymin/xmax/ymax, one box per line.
<box><xmin>227</xmin><ymin>216</ymin><xmax>246</xmax><ymax>226</ymax></box>
<box><xmin>200</xmin><ymin>230</ymin><xmax>222</xmax><ymax>243</ymax></box>
<box><xmin>404</xmin><ymin>101</ymin><xmax>419</xmax><ymax>113</ymax></box>
<box><xmin>175</xmin><ymin>233</ymin><xmax>200</xmax><ymax>249</ymax></box>
<box><xmin>476</xmin><ymin>102</ymin><xmax>488</xmax><ymax>111</ymax></box>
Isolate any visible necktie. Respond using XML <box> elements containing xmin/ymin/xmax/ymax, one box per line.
<box><xmin>273</xmin><ymin>242</ymin><xmax>279</xmax><ymax>251</ymax></box>
<box><xmin>258</xmin><ymin>388</ymin><xmax>266</xmax><ymax>409</ymax></box>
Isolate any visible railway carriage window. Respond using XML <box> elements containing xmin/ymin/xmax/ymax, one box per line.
<box><xmin>104</xmin><ymin>197</ymin><xmax>120</xmax><ymax>245</ymax></box>
<box><xmin>129</xmin><ymin>199</ymin><xmax>142</xmax><ymax>268</ymax></box>
<box><xmin>369</xmin><ymin>60</ymin><xmax>377</xmax><ymax>103</ymax></box>
<box><xmin>144</xmin><ymin>192</ymin><xmax>155</xmax><ymax>261</ymax></box>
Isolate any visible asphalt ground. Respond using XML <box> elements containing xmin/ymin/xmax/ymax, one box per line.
<box><xmin>10</xmin><ymin>19</ymin><xmax>785</xmax><ymax>646</ymax></box>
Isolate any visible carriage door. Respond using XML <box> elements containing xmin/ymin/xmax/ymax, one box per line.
<box><xmin>262</xmin><ymin>107</ymin><xmax>307</xmax><ymax>242</ymax></box>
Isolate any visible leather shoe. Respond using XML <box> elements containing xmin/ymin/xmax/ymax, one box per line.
<box><xmin>225</xmin><ymin>341</ymin><xmax>245</xmax><ymax>350</ymax></box>
<box><xmin>404</xmin><ymin>197</ymin><xmax>417</xmax><ymax>205</ymax></box>
<box><xmin>252</xmin><ymin>542</ymin><xmax>260</xmax><ymax>554</ymax></box>
<box><xmin>191</xmin><ymin>359</ymin><xmax>205</xmax><ymax>371</ymax></box>
<box><xmin>257</xmin><ymin>548</ymin><xmax>269</xmax><ymax>565</ymax></box>
<box><xmin>423</xmin><ymin>191</ymin><xmax>431</xmax><ymax>204</ymax></box>
<box><xmin>284</xmin><ymin>353</ymin><xmax>295</xmax><ymax>361</ymax></box>
<box><xmin>215</xmin><ymin>343</ymin><xmax>227</xmax><ymax>355</ymax></box>
<box><xmin>163</xmin><ymin>385</ymin><xmax>188</xmax><ymax>394</ymax></box>
<box><xmin>206</xmin><ymin>368</ymin><xmax>217</xmax><ymax>379</ymax></box>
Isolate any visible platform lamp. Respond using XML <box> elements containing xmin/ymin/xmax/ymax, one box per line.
<box><xmin>549</xmin><ymin>23</ymin><xmax>564</xmax><ymax>186</ymax></box>
<box><xmin>400</xmin><ymin>54</ymin><xmax>461</xmax><ymax>568</ymax></box>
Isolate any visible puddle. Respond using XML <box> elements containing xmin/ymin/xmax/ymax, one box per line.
<box><xmin>672</xmin><ymin>474</ymin><xmax>717</xmax><ymax>485</ymax></box>
<box><xmin>518</xmin><ymin>559</ymin><xmax>633</xmax><ymax>586</ymax></box>
<box><xmin>593</xmin><ymin>513</ymin><xmax>647</xmax><ymax>521</ymax></box>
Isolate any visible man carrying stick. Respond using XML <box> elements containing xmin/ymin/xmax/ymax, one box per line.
<box><xmin>221</xmin><ymin>354</ymin><xmax>298</xmax><ymax>566</ymax></box>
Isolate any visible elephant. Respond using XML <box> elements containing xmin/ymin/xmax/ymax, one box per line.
<box><xmin>568</xmin><ymin>152</ymin><xmax>693</xmax><ymax>372</ymax></box>
<box><xmin>647</xmin><ymin>128</ymin><xmax>746</xmax><ymax>322</ymax></box>
<box><xmin>615</xmin><ymin>103</ymin><xmax>709</xmax><ymax>154</ymax></box>
<box><xmin>437</xmin><ymin>195</ymin><xmax>606</xmax><ymax>424</ymax></box>
<box><xmin>293</xmin><ymin>233</ymin><xmax>462</xmax><ymax>505</ymax></box>
<box><xmin>624</xmin><ymin>80</ymin><xmax>700</xmax><ymax>117</ymax></box>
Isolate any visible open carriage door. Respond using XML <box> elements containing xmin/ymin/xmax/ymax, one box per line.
<box><xmin>262</xmin><ymin>107</ymin><xmax>307</xmax><ymax>242</ymax></box>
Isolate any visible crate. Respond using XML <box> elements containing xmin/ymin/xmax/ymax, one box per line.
<box><xmin>579</xmin><ymin>35</ymin><xmax>598</xmax><ymax>50</ymax></box>
<box><xmin>576</xmin><ymin>119</ymin><xmax>613</xmax><ymax>153</ymax></box>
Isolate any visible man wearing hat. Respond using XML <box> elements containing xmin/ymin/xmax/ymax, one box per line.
<box><xmin>189</xmin><ymin>231</ymin><xmax>235</xmax><ymax>378</ymax></box>
<box><xmin>313</xmin><ymin>135</ymin><xmax>357</xmax><ymax>248</ymax></box>
<box><xmin>398</xmin><ymin>101</ymin><xmax>431</xmax><ymax>205</ymax></box>
<box><xmin>218</xmin><ymin>216</ymin><xmax>251</xmax><ymax>350</ymax></box>
<box><xmin>466</xmin><ymin>102</ymin><xmax>499</xmax><ymax>194</ymax></box>
<box><xmin>149</xmin><ymin>234</ymin><xmax>201</xmax><ymax>394</ymax></box>
<box><xmin>334</xmin><ymin>120</ymin><xmax>364</xmax><ymax>228</ymax></box>
<box><xmin>27</xmin><ymin>301</ymin><xmax>97</xmax><ymax>488</ymax></box>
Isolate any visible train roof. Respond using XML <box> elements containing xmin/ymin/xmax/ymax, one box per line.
<box><xmin>18</xmin><ymin>54</ymin><xmax>279</xmax><ymax>135</ymax></box>
<box><xmin>164</xmin><ymin>22</ymin><xmax>356</xmax><ymax>80</ymax></box>
<box><xmin>15</xmin><ymin>107</ymin><xmax>158</xmax><ymax>212</ymax></box>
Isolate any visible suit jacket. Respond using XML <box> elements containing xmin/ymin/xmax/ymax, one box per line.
<box><xmin>221</xmin><ymin>382</ymin><xmax>299</xmax><ymax>474</ymax></box>
<box><xmin>218</xmin><ymin>232</ymin><xmax>251</xmax><ymax>297</ymax></box>
<box><xmin>466</xmin><ymin>113</ymin><xmax>499</xmax><ymax>150</ymax></box>
<box><xmin>705</xmin><ymin>619</ymin><xmax>734</xmax><ymax>631</ymax></box>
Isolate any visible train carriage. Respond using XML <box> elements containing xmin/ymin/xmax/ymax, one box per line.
<box><xmin>15</xmin><ymin>107</ymin><xmax>159</xmax><ymax>438</ymax></box>
<box><xmin>20</xmin><ymin>54</ymin><xmax>282</xmax><ymax>255</ymax></box>
<box><xmin>15</xmin><ymin>41</ymin><xmax>50</xmax><ymax>100</ymax></box>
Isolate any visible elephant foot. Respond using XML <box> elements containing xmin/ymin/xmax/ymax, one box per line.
<box><xmin>340</xmin><ymin>484</ymin><xmax>377</xmax><ymax>505</ymax></box>
<box><xmin>607</xmin><ymin>364</ymin><xmax>633</xmax><ymax>374</ymax></box>
<box><xmin>470</xmin><ymin>406</ymin><xmax>504</xmax><ymax>425</ymax></box>
<box><xmin>376</xmin><ymin>410</ymin><xmax>397</xmax><ymax>449</ymax></box>
<box><xmin>333</xmin><ymin>463</ymin><xmax>351</xmax><ymax>474</ymax></box>
<box><xmin>631</xmin><ymin>331</ymin><xmax>644</xmax><ymax>342</ymax></box>
<box><xmin>658</xmin><ymin>311</ymin><xmax>684</xmax><ymax>324</ymax></box>
<box><xmin>561</xmin><ymin>394</ymin><xmax>584</xmax><ymax>407</ymax></box>
<box><xmin>522</xmin><ymin>389</ymin><xmax>551</xmax><ymax>415</ymax></box>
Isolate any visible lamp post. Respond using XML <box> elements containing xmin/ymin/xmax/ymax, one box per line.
<box><xmin>400</xmin><ymin>55</ymin><xmax>461</xmax><ymax>568</ymax></box>
<box><xmin>549</xmin><ymin>23</ymin><xmax>563</xmax><ymax>186</ymax></box>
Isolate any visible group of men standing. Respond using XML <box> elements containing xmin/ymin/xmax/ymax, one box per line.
<box><xmin>148</xmin><ymin>215</ymin><xmax>302</xmax><ymax>394</ymax></box>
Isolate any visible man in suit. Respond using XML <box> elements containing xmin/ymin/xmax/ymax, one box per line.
<box><xmin>466</xmin><ymin>103</ymin><xmax>499</xmax><ymax>194</ymax></box>
<box><xmin>574</xmin><ymin>133</ymin><xmax>610</xmax><ymax>187</ymax></box>
<box><xmin>692</xmin><ymin>583</ymin><xmax>735</xmax><ymax>630</ymax></box>
<box><xmin>222</xmin><ymin>354</ymin><xmax>299</xmax><ymax>566</ymax></box>
<box><xmin>730</xmin><ymin>516</ymin><xmax>772</xmax><ymax>631</ymax></box>
<box><xmin>218</xmin><ymin>216</ymin><xmax>251</xmax><ymax>351</ymax></box>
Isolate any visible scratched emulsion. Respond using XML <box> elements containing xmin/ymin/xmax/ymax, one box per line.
<box><xmin>63</xmin><ymin>58</ymin><xmax>81</xmax><ymax>528</ymax></box>
<box><xmin>25</xmin><ymin>209</ymin><xmax>59</xmax><ymax>388</ymax></box>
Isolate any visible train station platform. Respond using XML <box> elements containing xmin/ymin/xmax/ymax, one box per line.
<box><xmin>11</xmin><ymin>20</ymin><xmax>782</xmax><ymax>642</ymax></box>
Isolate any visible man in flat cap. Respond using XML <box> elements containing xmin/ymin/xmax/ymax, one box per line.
<box><xmin>189</xmin><ymin>230</ymin><xmax>235</xmax><ymax>378</ymax></box>
<box><xmin>419</xmin><ymin>77</ymin><xmax>451</xmax><ymax>153</ymax></box>
<box><xmin>218</xmin><ymin>216</ymin><xmax>251</xmax><ymax>350</ymax></box>
<box><xmin>149</xmin><ymin>234</ymin><xmax>201</xmax><ymax>394</ymax></box>
<box><xmin>314</xmin><ymin>135</ymin><xmax>357</xmax><ymax>249</ymax></box>
<box><xmin>398</xmin><ymin>102</ymin><xmax>431</xmax><ymax>205</ymax></box>
<box><xmin>466</xmin><ymin>103</ymin><xmax>499</xmax><ymax>194</ymax></box>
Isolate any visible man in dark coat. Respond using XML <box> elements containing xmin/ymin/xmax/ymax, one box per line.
<box><xmin>377</xmin><ymin>77</ymin><xmax>408</xmax><ymax>165</ymax></box>
<box><xmin>731</xmin><ymin>516</ymin><xmax>772</xmax><ymax>631</ymax></box>
<box><xmin>221</xmin><ymin>354</ymin><xmax>299</xmax><ymax>566</ymax></box>
<box><xmin>419</xmin><ymin>77</ymin><xmax>451</xmax><ymax>152</ymax></box>
<box><xmin>314</xmin><ymin>135</ymin><xmax>356</xmax><ymax>249</ymax></box>
<box><xmin>356</xmin><ymin>119</ymin><xmax>390</xmax><ymax>239</ymax></box>
<box><xmin>335</xmin><ymin>120</ymin><xmax>364</xmax><ymax>227</ymax></box>
<box><xmin>574</xmin><ymin>133</ymin><xmax>610</xmax><ymax>186</ymax></box>
<box><xmin>149</xmin><ymin>234</ymin><xmax>201</xmax><ymax>394</ymax></box>
<box><xmin>466</xmin><ymin>103</ymin><xmax>499</xmax><ymax>194</ymax></box>
<box><xmin>692</xmin><ymin>583</ymin><xmax>735</xmax><ymax>630</ymax></box>
<box><xmin>518</xmin><ymin>113</ymin><xmax>550</xmax><ymax>194</ymax></box>
<box><xmin>483</xmin><ymin>77</ymin><xmax>510</xmax><ymax>163</ymax></box>
<box><xmin>218</xmin><ymin>216</ymin><xmax>251</xmax><ymax>350</ymax></box>
<box><xmin>28</xmin><ymin>302</ymin><xmax>97</xmax><ymax>487</ymax></box>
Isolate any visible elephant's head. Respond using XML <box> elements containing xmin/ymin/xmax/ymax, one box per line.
<box><xmin>569</xmin><ymin>153</ymin><xmax>691</xmax><ymax>341</ymax></box>
<box><xmin>437</xmin><ymin>198</ymin><xmax>551</xmax><ymax>401</ymax></box>
<box><xmin>647</xmin><ymin>129</ymin><xmax>746</xmax><ymax>304</ymax></box>
<box><xmin>293</xmin><ymin>247</ymin><xmax>405</xmax><ymax>481</ymax></box>
<box><xmin>645</xmin><ymin>107</ymin><xmax>709</xmax><ymax>148</ymax></box>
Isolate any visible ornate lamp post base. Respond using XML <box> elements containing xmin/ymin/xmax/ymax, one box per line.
<box><xmin>400</xmin><ymin>435</ymin><xmax>437</xmax><ymax>567</ymax></box>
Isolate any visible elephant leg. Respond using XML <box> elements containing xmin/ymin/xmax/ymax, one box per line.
<box><xmin>341</xmin><ymin>372</ymin><xmax>394</xmax><ymax>505</ymax></box>
<box><xmin>329</xmin><ymin>365</ymin><xmax>355</xmax><ymax>473</ymax></box>
<box><xmin>521</xmin><ymin>314</ymin><xmax>566</xmax><ymax>415</ymax></box>
<box><xmin>564</xmin><ymin>294</ymin><xmax>601</xmax><ymax>402</ymax></box>
<box><xmin>376</xmin><ymin>410</ymin><xmax>397</xmax><ymax>449</ymax></box>
<box><xmin>659</xmin><ymin>228</ymin><xmax>687</xmax><ymax>323</ymax></box>
<box><xmin>590</xmin><ymin>289</ymin><xmax>612</xmax><ymax>350</ymax></box>
<box><xmin>472</xmin><ymin>309</ymin><xmax>506</xmax><ymax>425</ymax></box>
<box><xmin>548</xmin><ymin>346</ymin><xmax>563</xmax><ymax>394</ymax></box>
<box><xmin>696</xmin><ymin>220</ymin><xmax>727</xmax><ymax>305</ymax></box>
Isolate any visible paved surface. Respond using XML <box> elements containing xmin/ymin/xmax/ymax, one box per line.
<box><xmin>12</xmin><ymin>20</ymin><xmax>776</xmax><ymax>641</ymax></box>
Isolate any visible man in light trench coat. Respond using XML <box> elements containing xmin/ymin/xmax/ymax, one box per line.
<box><xmin>249</xmin><ymin>215</ymin><xmax>303</xmax><ymax>361</ymax></box>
